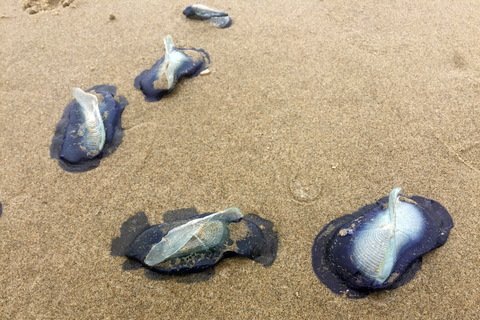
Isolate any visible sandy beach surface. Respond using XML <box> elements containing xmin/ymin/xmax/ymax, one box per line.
<box><xmin>1</xmin><ymin>0</ymin><xmax>479</xmax><ymax>319</ymax></box>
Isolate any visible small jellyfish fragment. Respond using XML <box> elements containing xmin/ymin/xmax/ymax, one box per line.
<box><xmin>50</xmin><ymin>85</ymin><xmax>129</xmax><ymax>173</ymax></box>
<box><xmin>111</xmin><ymin>207</ymin><xmax>278</xmax><ymax>282</ymax></box>
<box><xmin>134</xmin><ymin>35</ymin><xmax>210</xmax><ymax>102</ymax></box>
<box><xmin>311</xmin><ymin>187</ymin><xmax>454</xmax><ymax>298</ymax></box>
<box><xmin>183</xmin><ymin>4</ymin><xmax>232</xmax><ymax>29</ymax></box>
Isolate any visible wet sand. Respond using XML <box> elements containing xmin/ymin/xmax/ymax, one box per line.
<box><xmin>1</xmin><ymin>0</ymin><xmax>479</xmax><ymax>319</ymax></box>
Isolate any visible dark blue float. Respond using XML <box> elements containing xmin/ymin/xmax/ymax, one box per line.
<box><xmin>134</xmin><ymin>35</ymin><xmax>210</xmax><ymax>102</ymax></box>
<box><xmin>50</xmin><ymin>85</ymin><xmax>128</xmax><ymax>173</ymax></box>
<box><xmin>183</xmin><ymin>4</ymin><xmax>232</xmax><ymax>29</ymax></box>
<box><xmin>111</xmin><ymin>207</ymin><xmax>278</xmax><ymax>282</ymax></box>
<box><xmin>312</xmin><ymin>187</ymin><xmax>454</xmax><ymax>298</ymax></box>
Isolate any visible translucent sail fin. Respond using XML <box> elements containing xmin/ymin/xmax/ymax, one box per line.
<box><xmin>374</xmin><ymin>187</ymin><xmax>402</xmax><ymax>285</ymax></box>
<box><xmin>72</xmin><ymin>87</ymin><xmax>105</xmax><ymax>152</ymax></box>
<box><xmin>144</xmin><ymin>207</ymin><xmax>243</xmax><ymax>266</ymax></box>
<box><xmin>164</xmin><ymin>35</ymin><xmax>176</xmax><ymax>90</ymax></box>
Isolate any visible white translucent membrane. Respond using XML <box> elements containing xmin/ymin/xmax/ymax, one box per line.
<box><xmin>72</xmin><ymin>88</ymin><xmax>105</xmax><ymax>152</ymax></box>
<box><xmin>189</xmin><ymin>5</ymin><xmax>230</xmax><ymax>28</ymax></box>
<box><xmin>352</xmin><ymin>187</ymin><xmax>426</xmax><ymax>285</ymax></box>
<box><xmin>208</xmin><ymin>16</ymin><xmax>231</xmax><ymax>28</ymax></box>
<box><xmin>159</xmin><ymin>35</ymin><xmax>190</xmax><ymax>90</ymax></box>
<box><xmin>144</xmin><ymin>207</ymin><xmax>243</xmax><ymax>266</ymax></box>
<box><xmin>191</xmin><ymin>4</ymin><xmax>228</xmax><ymax>18</ymax></box>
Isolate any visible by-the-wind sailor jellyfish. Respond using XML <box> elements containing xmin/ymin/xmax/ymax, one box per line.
<box><xmin>50</xmin><ymin>85</ymin><xmax>128</xmax><ymax>173</ymax></box>
<box><xmin>183</xmin><ymin>4</ymin><xmax>233</xmax><ymax>29</ymax></box>
<box><xmin>311</xmin><ymin>187</ymin><xmax>454</xmax><ymax>298</ymax></box>
<box><xmin>134</xmin><ymin>35</ymin><xmax>210</xmax><ymax>102</ymax></box>
<box><xmin>111</xmin><ymin>207</ymin><xmax>278</xmax><ymax>282</ymax></box>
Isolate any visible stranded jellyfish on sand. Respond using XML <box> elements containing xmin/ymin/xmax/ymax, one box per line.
<box><xmin>312</xmin><ymin>187</ymin><xmax>454</xmax><ymax>298</ymax></box>
<box><xmin>183</xmin><ymin>4</ymin><xmax>232</xmax><ymax>29</ymax></box>
<box><xmin>134</xmin><ymin>35</ymin><xmax>210</xmax><ymax>102</ymax></box>
<box><xmin>50</xmin><ymin>85</ymin><xmax>128</xmax><ymax>173</ymax></box>
<box><xmin>111</xmin><ymin>207</ymin><xmax>278</xmax><ymax>282</ymax></box>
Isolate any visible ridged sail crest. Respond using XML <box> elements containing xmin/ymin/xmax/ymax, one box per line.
<box><xmin>144</xmin><ymin>207</ymin><xmax>243</xmax><ymax>266</ymax></box>
<box><xmin>352</xmin><ymin>188</ymin><xmax>425</xmax><ymax>285</ymax></box>
<box><xmin>72</xmin><ymin>87</ymin><xmax>105</xmax><ymax>153</ymax></box>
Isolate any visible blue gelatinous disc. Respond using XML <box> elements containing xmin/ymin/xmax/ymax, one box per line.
<box><xmin>111</xmin><ymin>207</ymin><xmax>278</xmax><ymax>282</ymax></box>
<box><xmin>134</xmin><ymin>35</ymin><xmax>210</xmax><ymax>102</ymax></box>
<box><xmin>50</xmin><ymin>85</ymin><xmax>128</xmax><ymax>173</ymax></box>
<box><xmin>183</xmin><ymin>4</ymin><xmax>229</xmax><ymax>20</ymax></box>
<box><xmin>311</xmin><ymin>188</ymin><xmax>454</xmax><ymax>299</ymax></box>
<box><xmin>183</xmin><ymin>5</ymin><xmax>232</xmax><ymax>29</ymax></box>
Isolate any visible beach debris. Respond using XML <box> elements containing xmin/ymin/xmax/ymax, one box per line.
<box><xmin>311</xmin><ymin>187</ymin><xmax>454</xmax><ymax>299</ymax></box>
<box><xmin>0</xmin><ymin>202</ymin><xmax>2</xmax><ymax>218</ymax></box>
<box><xmin>22</xmin><ymin>0</ymin><xmax>74</xmax><ymax>15</ymax></box>
<box><xmin>50</xmin><ymin>85</ymin><xmax>129</xmax><ymax>173</ymax></box>
<box><xmin>183</xmin><ymin>4</ymin><xmax>232</xmax><ymax>29</ymax></box>
<box><xmin>134</xmin><ymin>35</ymin><xmax>210</xmax><ymax>102</ymax></box>
<box><xmin>111</xmin><ymin>207</ymin><xmax>278</xmax><ymax>282</ymax></box>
